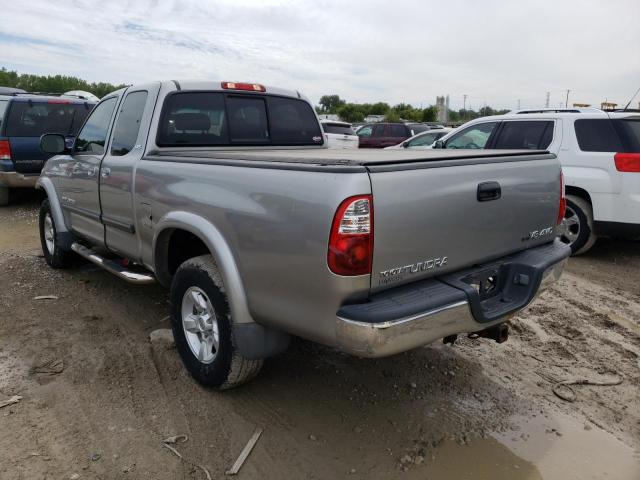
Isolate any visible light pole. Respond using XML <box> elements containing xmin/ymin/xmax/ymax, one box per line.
<box><xmin>565</xmin><ymin>89</ymin><xmax>570</xmax><ymax>108</ymax></box>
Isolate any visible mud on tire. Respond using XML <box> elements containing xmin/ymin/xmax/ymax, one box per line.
<box><xmin>170</xmin><ymin>254</ymin><xmax>263</xmax><ymax>389</ymax></box>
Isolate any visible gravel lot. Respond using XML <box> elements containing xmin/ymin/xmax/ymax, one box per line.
<box><xmin>1</xmin><ymin>193</ymin><xmax>639</xmax><ymax>479</ymax></box>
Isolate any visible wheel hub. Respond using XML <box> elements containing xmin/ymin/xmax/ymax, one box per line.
<box><xmin>181</xmin><ymin>287</ymin><xmax>219</xmax><ymax>364</ymax></box>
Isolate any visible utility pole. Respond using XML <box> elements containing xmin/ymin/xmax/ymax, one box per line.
<box><xmin>545</xmin><ymin>92</ymin><xmax>550</xmax><ymax>108</ymax></box>
<box><xmin>565</xmin><ymin>89</ymin><xmax>570</xmax><ymax>108</ymax></box>
<box><xmin>462</xmin><ymin>94</ymin><xmax>467</xmax><ymax>120</ymax></box>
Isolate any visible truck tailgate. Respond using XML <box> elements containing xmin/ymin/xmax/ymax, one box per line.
<box><xmin>368</xmin><ymin>153</ymin><xmax>561</xmax><ymax>292</ymax></box>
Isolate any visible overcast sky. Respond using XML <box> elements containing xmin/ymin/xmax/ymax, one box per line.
<box><xmin>1</xmin><ymin>0</ymin><xmax>638</xmax><ymax>110</ymax></box>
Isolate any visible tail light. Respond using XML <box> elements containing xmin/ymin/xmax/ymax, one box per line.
<box><xmin>221</xmin><ymin>82</ymin><xmax>266</xmax><ymax>92</ymax></box>
<box><xmin>614</xmin><ymin>153</ymin><xmax>640</xmax><ymax>172</ymax></box>
<box><xmin>328</xmin><ymin>195</ymin><xmax>373</xmax><ymax>276</ymax></box>
<box><xmin>0</xmin><ymin>140</ymin><xmax>11</xmax><ymax>160</ymax></box>
<box><xmin>556</xmin><ymin>171</ymin><xmax>566</xmax><ymax>225</ymax></box>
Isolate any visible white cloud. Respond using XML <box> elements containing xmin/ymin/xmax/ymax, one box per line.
<box><xmin>1</xmin><ymin>0</ymin><xmax>638</xmax><ymax>109</ymax></box>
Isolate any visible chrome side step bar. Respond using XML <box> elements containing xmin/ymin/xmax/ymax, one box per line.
<box><xmin>71</xmin><ymin>243</ymin><xmax>156</xmax><ymax>285</ymax></box>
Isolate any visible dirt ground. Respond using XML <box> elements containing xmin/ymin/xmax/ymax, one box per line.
<box><xmin>1</xmin><ymin>193</ymin><xmax>639</xmax><ymax>480</ymax></box>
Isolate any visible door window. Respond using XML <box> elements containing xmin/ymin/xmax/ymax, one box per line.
<box><xmin>407</xmin><ymin>131</ymin><xmax>442</xmax><ymax>147</ymax></box>
<box><xmin>110</xmin><ymin>91</ymin><xmax>148</xmax><ymax>156</ymax></box>
<box><xmin>387</xmin><ymin>124</ymin><xmax>407</xmax><ymax>137</ymax></box>
<box><xmin>356</xmin><ymin>125</ymin><xmax>373</xmax><ymax>137</ymax></box>
<box><xmin>445</xmin><ymin>122</ymin><xmax>497</xmax><ymax>149</ymax></box>
<box><xmin>74</xmin><ymin>97</ymin><xmax>117</xmax><ymax>154</ymax></box>
<box><xmin>493</xmin><ymin>121</ymin><xmax>554</xmax><ymax>149</ymax></box>
<box><xmin>372</xmin><ymin>124</ymin><xmax>386</xmax><ymax>137</ymax></box>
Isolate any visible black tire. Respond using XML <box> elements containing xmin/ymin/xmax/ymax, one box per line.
<box><xmin>561</xmin><ymin>195</ymin><xmax>597</xmax><ymax>255</ymax></box>
<box><xmin>39</xmin><ymin>198</ymin><xmax>73</xmax><ymax>268</ymax></box>
<box><xmin>170</xmin><ymin>255</ymin><xmax>263</xmax><ymax>389</ymax></box>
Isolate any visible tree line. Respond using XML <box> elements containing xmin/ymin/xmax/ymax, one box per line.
<box><xmin>0</xmin><ymin>68</ymin><xmax>126</xmax><ymax>98</ymax></box>
<box><xmin>316</xmin><ymin>94</ymin><xmax>509</xmax><ymax>123</ymax></box>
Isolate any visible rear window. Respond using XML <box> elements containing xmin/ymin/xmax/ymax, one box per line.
<box><xmin>5</xmin><ymin>101</ymin><xmax>92</xmax><ymax>137</ymax></box>
<box><xmin>574</xmin><ymin>119</ymin><xmax>623</xmax><ymax>152</ymax></box>
<box><xmin>322</xmin><ymin>123</ymin><xmax>354</xmax><ymax>135</ymax></box>
<box><xmin>157</xmin><ymin>92</ymin><xmax>323</xmax><ymax>146</ymax></box>
<box><xmin>494</xmin><ymin>121</ymin><xmax>554</xmax><ymax>149</ymax></box>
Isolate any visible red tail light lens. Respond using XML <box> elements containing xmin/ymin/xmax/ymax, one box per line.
<box><xmin>0</xmin><ymin>140</ymin><xmax>11</xmax><ymax>160</ymax></box>
<box><xmin>221</xmin><ymin>82</ymin><xmax>266</xmax><ymax>92</ymax></box>
<box><xmin>556</xmin><ymin>171</ymin><xmax>566</xmax><ymax>225</ymax></box>
<box><xmin>328</xmin><ymin>195</ymin><xmax>373</xmax><ymax>276</ymax></box>
<box><xmin>614</xmin><ymin>153</ymin><xmax>640</xmax><ymax>172</ymax></box>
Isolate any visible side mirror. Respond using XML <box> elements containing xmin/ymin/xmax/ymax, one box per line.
<box><xmin>40</xmin><ymin>134</ymin><xmax>67</xmax><ymax>154</ymax></box>
<box><xmin>402</xmin><ymin>141</ymin><xmax>409</xmax><ymax>148</ymax></box>
<box><xmin>434</xmin><ymin>139</ymin><xmax>445</xmax><ymax>149</ymax></box>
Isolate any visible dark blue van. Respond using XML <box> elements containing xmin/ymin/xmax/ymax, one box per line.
<box><xmin>0</xmin><ymin>91</ymin><xmax>95</xmax><ymax>205</ymax></box>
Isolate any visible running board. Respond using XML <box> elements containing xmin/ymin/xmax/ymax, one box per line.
<box><xmin>71</xmin><ymin>243</ymin><xmax>156</xmax><ymax>285</ymax></box>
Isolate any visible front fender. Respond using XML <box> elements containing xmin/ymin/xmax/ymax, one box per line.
<box><xmin>153</xmin><ymin>211</ymin><xmax>254</xmax><ymax>325</ymax></box>
<box><xmin>36</xmin><ymin>176</ymin><xmax>68</xmax><ymax>234</ymax></box>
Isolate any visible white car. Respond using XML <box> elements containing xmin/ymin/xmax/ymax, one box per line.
<box><xmin>385</xmin><ymin>128</ymin><xmax>453</xmax><ymax>149</ymax></box>
<box><xmin>433</xmin><ymin>108</ymin><xmax>640</xmax><ymax>254</ymax></box>
<box><xmin>321</xmin><ymin>120</ymin><xmax>359</xmax><ymax>149</ymax></box>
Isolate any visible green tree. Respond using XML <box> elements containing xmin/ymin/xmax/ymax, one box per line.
<box><xmin>421</xmin><ymin>106</ymin><xmax>438</xmax><ymax>122</ymax></box>
<box><xmin>0</xmin><ymin>67</ymin><xmax>125</xmax><ymax>98</ymax></box>
<box><xmin>318</xmin><ymin>94</ymin><xmax>345</xmax><ymax>113</ymax></box>
<box><xmin>337</xmin><ymin>103</ymin><xmax>365</xmax><ymax>123</ymax></box>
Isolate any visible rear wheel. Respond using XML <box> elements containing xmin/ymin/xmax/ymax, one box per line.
<box><xmin>170</xmin><ymin>255</ymin><xmax>263</xmax><ymax>389</ymax></box>
<box><xmin>39</xmin><ymin>199</ymin><xmax>73</xmax><ymax>268</ymax></box>
<box><xmin>560</xmin><ymin>195</ymin><xmax>596</xmax><ymax>255</ymax></box>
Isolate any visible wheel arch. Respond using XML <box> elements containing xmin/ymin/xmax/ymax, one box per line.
<box><xmin>152</xmin><ymin>211</ymin><xmax>254</xmax><ymax>326</ymax></box>
<box><xmin>565</xmin><ymin>185</ymin><xmax>592</xmax><ymax>205</ymax></box>
<box><xmin>36</xmin><ymin>177</ymin><xmax>68</xmax><ymax>234</ymax></box>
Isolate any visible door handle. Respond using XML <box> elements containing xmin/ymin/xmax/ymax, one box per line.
<box><xmin>101</xmin><ymin>167</ymin><xmax>111</xmax><ymax>178</ymax></box>
<box><xmin>477</xmin><ymin>181</ymin><xmax>501</xmax><ymax>202</ymax></box>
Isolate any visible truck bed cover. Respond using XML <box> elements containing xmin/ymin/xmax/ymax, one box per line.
<box><xmin>149</xmin><ymin>148</ymin><xmax>552</xmax><ymax>169</ymax></box>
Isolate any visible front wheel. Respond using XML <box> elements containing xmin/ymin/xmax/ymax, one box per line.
<box><xmin>39</xmin><ymin>199</ymin><xmax>73</xmax><ymax>268</ymax></box>
<box><xmin>170</xmin><ymin>255</ymin><xmax>263</xmax><ymax>389</ymax></box>
<box><xmin>560</xmin><ymin>195</ymin><xmax>597</xmax><ymax>255</ymax></box>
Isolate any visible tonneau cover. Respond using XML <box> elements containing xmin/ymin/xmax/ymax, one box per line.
<box><xmin>149</xmin><ymin>148</ymin><xmax>551</xmax><ymax>167</ymax></box>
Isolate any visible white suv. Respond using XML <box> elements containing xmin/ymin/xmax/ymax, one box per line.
<box><xmin>433</xmin><ymin>108</ymin><xmax>640</xmax><ymax>254</ymax></box>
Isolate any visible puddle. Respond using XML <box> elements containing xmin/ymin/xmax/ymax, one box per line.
<box><xmin>494</xmin><ymin>412</ymin><xmax>640</xmax><ymax>480</ymax></box>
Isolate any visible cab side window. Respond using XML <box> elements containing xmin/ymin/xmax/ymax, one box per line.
<box><xmin>445</xmin><ymin>122</ymin><xmax>497</xmax><ymax>149</ymax></box>
<box><xmin>75</xmin><ymin>97</ymin><xmax>117</xmax><ymax>155</ymax></box>
<box><xmin>111</xmin><ymin>91</ymin><xmax>148</xmax><ymax>156</ymax></box>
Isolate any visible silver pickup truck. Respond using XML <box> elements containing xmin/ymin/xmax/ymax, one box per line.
<box><xmin>37</xmin><ymin>80</ymin><xmax>570</xmax><ymax>389</ymax></box>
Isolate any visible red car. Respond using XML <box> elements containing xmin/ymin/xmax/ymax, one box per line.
<box><xmin>356</xmin><ymin>122</ymin><xmax>430</xmax><ymax>148</ymax></box>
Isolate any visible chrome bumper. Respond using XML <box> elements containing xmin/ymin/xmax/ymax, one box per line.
<box><xmin>336</xmin><ymin>257</ymin><xmax>567</xmax><ymax>358</ymax></box>
<box><xmin>0</xmin><ymin>171</ymin><xmax>38</xmax><ymax>188</ymax></box>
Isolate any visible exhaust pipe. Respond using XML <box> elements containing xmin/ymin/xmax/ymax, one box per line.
<box><xmin>476</xmin><ymin>323</ymin><xmax>509</xmax><ymax>344</ymax></box>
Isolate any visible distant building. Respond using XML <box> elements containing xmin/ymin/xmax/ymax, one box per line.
<box><xmin>317</xmin><ymin>114</ymin><xmax>340</xmax><ymax>121</ymax></box>
<box><xmin>364</xmin><ymin>114</ymin><xmax>385</xmax><ymax>123</ymax></box>
<box><xmin>600</xmin><ymin>101</ymin><xmax>618</xmax><ymax>110</ymax></box>
<box><xmin>436</xmin><ymin>95</ymin><xmax>449</xmax><ymax>123</ymax></box>
<box><xmin>573</xmin><ymin>103</ymin><xmax>591</xmax><ymax>107</ymax></box>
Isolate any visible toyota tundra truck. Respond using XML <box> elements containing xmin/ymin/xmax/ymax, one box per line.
<box><xmin>36</xmin><ymin>80</ymin><xmax>570</xmax><ymax>389</ymax></box>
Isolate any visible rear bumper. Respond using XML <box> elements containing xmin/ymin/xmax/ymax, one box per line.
<box><xmin>0</xmin><ymin>171</ymin><xmax>38</xmax><ymax>188</ymax></box>
<box><xmin>335</xmin><ymin>240</ymin><xmax>570</xmax><ymax>358</ymax></box>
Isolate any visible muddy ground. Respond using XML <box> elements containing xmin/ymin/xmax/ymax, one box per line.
<box><xmin>0</xmin><ymin>193</ymin><xmax>638</xmax><ymax>480</ymax></box>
